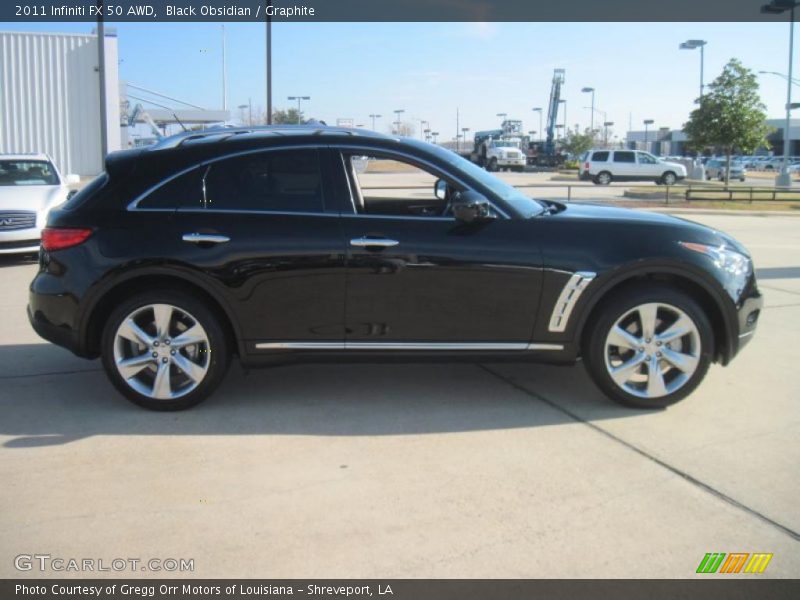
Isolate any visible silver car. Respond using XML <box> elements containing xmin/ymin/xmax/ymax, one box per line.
<box><xmin>705</xmin><ymin>159</ymin><xmax>746</xmax><ymax>182</ymax></box>
<box><xmin>0</xmin><ymin>154</ymin><xmax>79</xmax><ymax>254</ymax></box>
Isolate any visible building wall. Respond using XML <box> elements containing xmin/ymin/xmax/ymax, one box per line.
<box><xmin>0</xmin><ymin>31</ymin><xmax>120</xmax><ymax>176</ymax></box>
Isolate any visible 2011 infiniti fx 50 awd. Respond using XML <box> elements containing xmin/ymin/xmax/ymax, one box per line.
<box><xmin>28</xmin><ymin>127</ymin><xmax>762</xmax><ymax>411</ymax></box>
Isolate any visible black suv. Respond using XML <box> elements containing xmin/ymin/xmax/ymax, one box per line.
<box><xmin>28</xmin><ymin>127</ymin><xmax>762</xmax><ymax>410</ymax></box>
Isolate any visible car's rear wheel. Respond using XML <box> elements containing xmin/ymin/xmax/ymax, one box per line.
<box><xmin>584</xmin><ymin>285</ymin><xmax>713</xmax><ymax>408</ymax></box>
<box><xmin>101</xmin><ymin>290</ymin><xmax>230</xmax><ymax>411</ymax></box>
<box><xmin>595</xmin><ymin>171</ymin><xmax>612</xmax><ymax>185</ymax></box>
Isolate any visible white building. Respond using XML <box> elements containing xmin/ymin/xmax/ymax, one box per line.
<box><xmin>0</xmin><ymin>30</ymin><xmax>120</xmax><ymax>176</ymax></box>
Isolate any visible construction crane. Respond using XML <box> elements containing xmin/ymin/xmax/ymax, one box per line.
<box><xmin>127</xmin><ymin>103</ymin><xmax>164</xmax><ymax>138</ymax></box>
<box><xmin>544</xmin><ymin>69</ymin><xmax>565</xmax><ymax>160</ymax></box>
<box><xmin>528</xmin><ymin>69</ymin><xmax>567</xmax><ymax>167</ymax></box>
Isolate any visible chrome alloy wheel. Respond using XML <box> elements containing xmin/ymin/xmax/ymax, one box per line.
<box><xmin>603</xmin><ymin>302</ymin><xmax>701</xmax><ymax>399</ymax></box>
<box><xmin>113</xmin><ymin>303</ymin><xmax>210</xmax><ymax>400</ymax></box>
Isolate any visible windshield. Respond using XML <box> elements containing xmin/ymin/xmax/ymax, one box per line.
<box><xmin>408</xmin><ymin>141</ymin><xmax>545</xmax><ymax>217</ymax></box>
<box><xmin>0</xmin><ymin>160</ymin><xmax>59</xmax><ymax>186</ymax></box>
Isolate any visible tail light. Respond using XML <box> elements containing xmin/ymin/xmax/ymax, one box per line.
<box><xmin>584</xmin><ymin>162</ymin><xmax>590</xmax><ymax>170</ymax></box>
<box><xmin>41</xmin><ymin>227</ymin><xmax>93</xmax><ymax>251</ymax></box>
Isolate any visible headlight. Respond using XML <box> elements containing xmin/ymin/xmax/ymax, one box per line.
<box><xmin>679</xmin><ymin>242</ymin><xmax>751</xmax><ymax>300</ymax></box>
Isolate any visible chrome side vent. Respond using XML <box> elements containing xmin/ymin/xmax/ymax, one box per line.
<box><xmin>548</xmin><ymin>271</ymin><xmax>596</xmax><ymax>332</ymax></box>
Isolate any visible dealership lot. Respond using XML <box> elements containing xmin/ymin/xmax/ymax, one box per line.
<box><xmin>0</xmin><ymin>212</ymin><xmax>798</xmax><ymax>578</ymax></box>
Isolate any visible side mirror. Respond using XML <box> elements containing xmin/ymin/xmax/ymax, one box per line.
<box><xmin>434</xmin><ymin>178</ymin><xmax>447</xmax><ymax>201</ymax></box>
<box><xmin>452</xmin><ymin>191</ymin><xmax>495</xmax><ymax>223</ymax></box>
<box><xmin>65</xmin><ymin>174</ymin><xmax>80</xmax><ymax>185</ymax></box>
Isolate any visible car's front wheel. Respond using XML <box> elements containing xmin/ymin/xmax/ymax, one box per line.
<box><xmin>584</xmin><ymin>285</ymin><xmax>713</xmax><ymax>408</ymax></box>
<box><xmin>101</xmin><ymin>290</ymin><xmax>230</xmax><ymax>410</ymax></box>
<box><xmin>661</xmin><ymin>171</ymin><xmax>678</xmax><ymax>186</ymax></box>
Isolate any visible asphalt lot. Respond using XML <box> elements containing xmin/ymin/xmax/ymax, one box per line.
<box><xmin>0</xmin><ymin>211</ymin><xmax>798</xmax><ymax>578</ymax></box>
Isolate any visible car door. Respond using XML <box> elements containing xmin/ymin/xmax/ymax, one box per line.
<box><xmin>132</xmin><ymin>146</ymin><xmax>347</xmax><ymax>346</ymax></box>
<box><xmin>331</xmin><ymin>147</ymin><xmax>543</xmax><ymax>345</ymax></box>
<box><xmin>611</xmin><ymin>150</ymin><xmax>637</xmax><ymax>179</ymax></box>
<box><xmin>636</xmin><ymin>151</ymin><xmax>661</xmax><ymax>177</ymax></box>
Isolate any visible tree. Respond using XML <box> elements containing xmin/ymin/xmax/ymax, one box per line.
<box><xmin>683</xmin><ymin>59</ymin><xmax>770</xmax><ymax>184</ymax></box>
<box><xmin>561</xmin><ymin>128</ymin><xmax>596</xmax><ymax>159</ymax></box>
<box><xmin>271</xmin><ymin>108</ymin><xmax>303</xmax><ymax>124</ymax></box>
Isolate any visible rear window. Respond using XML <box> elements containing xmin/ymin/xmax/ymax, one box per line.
<box><xmin>613</xmin><ymin>151</ymin><xmax>636</xmax><ymax>163</ymax></box>
<box><xmin>591</xmin><ymin>151</ymin><xmax>609</xmax><ymax>162</ymax></box>
<box><xmin>60</xmin><ymin>173</ymin><xmax>107</xmax><ymax>211</ymax></box>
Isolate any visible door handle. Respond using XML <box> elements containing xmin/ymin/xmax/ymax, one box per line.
<box><xmin>182</xmin><ymin>233</ymin><xmax>230</xmax><ymax>244</ymax></box>
<box><xmin>350</xmin><ymin>237</ymin><xmax>399</xmax><ymax>248</ymax></box>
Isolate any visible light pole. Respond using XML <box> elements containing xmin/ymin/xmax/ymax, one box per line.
<box><xmin>582</xmin><ymin>87</ymin><xmax>595</xmax><ymax>132</ymax></box>
<box><xmin>679</xmin><ymin>39</ymin><xmax>707</xmax><ymax>99</ymax></box>
<box><xmin>431</xmin><ymin>131</ymin><xmax>439</xmax><ymax>144</ymax></box>
<box><xmin>532</xmin><ymin>108</ymin><xmax>543</xmax><ymax>141</ymax></box>
<box><xmin>287</xmin><ymin>96</ymin><xmax>310</xmax><ymax>123</ymax></box>
<box><xmin>555</xmin><ymin>124</ymin><xmax>565</xmax><ymax>141</ymax></box>
<box><xmin>497</xmin><ymin>112</ymin><xmax>507</xmax><ymax>123</ymax></box>
<box><xmin>369</xmin><ymin>113</ymin><xmax>382</xmax><ymax>130</ymax></box>
<box><xmin>759</xmin><ymin>70</ymin><xmax>800</xmax><ymax>85</ymax></box>
<box><xmin>393</xmin><ymin>109</ymin><xmax>405</xmax><ymax>135</ymax></box>
<box><xmin>643</xmin><ymin>119</ymin><xmax>654</xmax><ymax>151</ymax></box>
<box><xmin>418</xmin><ymin>119</ymin><xmax>429</xmax><ymax>141</ymax></box>
<box><xmin>604</xmin><ymin>121</ymin><xmax>615</xmax><ymax>146</ymax></box>
<box><xmin>237</xmin><ymin>103</ymin><xmax>249</xmax><ymax>125</ymax></box>
<box><xmin>423</xmin><ymin>128</ymin><xmax>431</xmax><ymax>142</ymax></box>
<box><xmin>559</xmin><ymin>99</ymin><xmax>567</xmax><ymax>134</ymax></box>
<box><xmin>763</xmin><ymin>0</ymin><xmax>799</xmax><ymax>186</ymax></box>
<box><xmin>461</xmin><ymin>127</ymin><xmax>470</xmax><ymax>152</ymax></box>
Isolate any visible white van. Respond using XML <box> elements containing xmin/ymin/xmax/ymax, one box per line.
<box><xmin>579</xmin><ymin>149</ymin><xmax>687</xmax><ymax>185</ymax></box>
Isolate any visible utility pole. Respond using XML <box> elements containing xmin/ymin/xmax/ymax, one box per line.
<box><xmin>96</xmin><ymin>1</ymin><xmax>108</xmax><ymax>158</ymax></box>
<box><xmin>266</xmin><ymin>15</ymin><xmax>272</xmax><ymax>124</ymax></box>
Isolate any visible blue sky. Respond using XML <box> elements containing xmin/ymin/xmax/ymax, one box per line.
<box><xmin>0</xmin><ymin>21</ymin><xmax>792</xmax><ymax>141</ymax></box>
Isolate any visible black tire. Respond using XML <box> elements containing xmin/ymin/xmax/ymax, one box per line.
<box><xmin>583</xmin><ymin>284</ymin><xmax>713</xmax><ymax>409</ymax></box>
<box><xmin>594</xmin><ymin>171</ymin><xmax>612</xmax><ymax>185</ymax></box>
<box><xmin>661</xmin><ymin>171</ymin><xmax>678</xmax><ymax>186</ymax></box>
<box><xmin>488</xmin><ymin>157</ymin><xmax>498</xmax><ymax>172</ymax></box>
<box><xmin>101</xmin><ymin>289</ymin><xmax>230</xmax><ymax>411</ymax></box>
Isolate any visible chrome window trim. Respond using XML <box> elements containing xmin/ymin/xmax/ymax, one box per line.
<box><xmin>548</xmin><ymin>271</ymin><xmax>597</xmax><ymax>333</ymax></box>
<box><xmin>333</xmin><ymin>144</ymin><xmax>511</xmax><ymax>220</ymax></box>
<box><xmin>254</xmin><ymin>341</ymin><xmax>564</xmax><ymax>351</ymax></box>
<box><xmin>127</xmin><ymin>143</ymin><xmax>328</xmax><ymax>212</ymax></box>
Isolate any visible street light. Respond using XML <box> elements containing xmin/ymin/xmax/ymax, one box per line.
<box><xmin>287</xmin><ymin>95</ymin><xmax>310</xmax><ymax>123</ymax></box>
<box><xmin>423</xmin><ymin>128</ymin><xmax>431</xmax><ymax>142</ymax></box>
<box><xmin>679</xmin><ymin>39</ymin><xmax>707</xmax><ymax>99</ymax></box>
<box><xmin>497</xmin><ymin>112</ymin><xmax>507</xmax><ymax>122</ymax></box>
<box><xmin>532</xmin><ymin>108</ymin><xmax>543</xmax><ymax>141</ymax></box>
<box><xmin>393</xmin><ymin>109</ymin><xmax>405</xmax><ymax>135</ymax></box>
<box><xmin>431</xmin><ymin>131</ymin><xmax>439</xmax><ymax>144</ymax></box>
<box><xmin>643</xmin><ymin>119</ymin><xmax>655</xmax><ymax>150</ymax></box>
<box><xmin>418</xmin><ymin>119</ymin><xmax>429</xmax><ymax>141</ymax></box>
<box><xmin>759</xmin><ymin>70</ymin><xmax>800</xmax><ymax>85</ymax></box>
<box><xmin>603</xmin><ymin>121</ymin><xmax>615</xmax><ymax>146</ymax></box>
<box><xmin>555</xmin><ymin>124</ymin><xmax>565</xmax><ymax>141</ymax></box>
<box><xmin>237</xmin><ymin>103</ymin><xmax>249</xmax><ymax>125</ymax></box>
<box><xmin>559</xmin><ymin>99</ymin><xmax>567</xmax><ymax>134</ymax></box>
<box><xmin>461</xmin><ymin>127</ymin><xmax>470</xmax><ymax>152</ymax></box>
<box><xmin>581</xmin><ymin>87</ymin><xmax>595</xmax><ymax>131</ymax></box>
<box><xmin>762</xmin><ymin>0</ymin><xmax>799</xmax><ymax>186</ymax></box>
<box><xmin>369</xmin><ymin>113</ymin><xmax>382</xmax><ymax>130</ymax></box>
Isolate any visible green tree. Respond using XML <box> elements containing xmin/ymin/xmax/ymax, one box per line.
<box><xmin>683</xmin><ymin>58</ymin><xmax>770</xmax><ymax>184</ymax></box>
<box><xmin>271</xmin><ymin>108</ymin><xmax>303</xmax><ymax>124</ymax></box>
<box><xmin>561</xmin><ymin>127</ymin><xmax>596</xmax><ymax>159</ymax></box>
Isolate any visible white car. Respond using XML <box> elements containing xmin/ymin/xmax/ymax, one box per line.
<box><xmin>0</xmin><ymin>154</ymin><xmax>79</xmax><ymax>254</ymax></box>
<box><xmin>579</xmin><ymin>149</ymin><xmax>687</xmax><ymax>185</ymax></box>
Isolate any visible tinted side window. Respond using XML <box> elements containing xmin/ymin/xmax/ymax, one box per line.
<box><xmin>138</xmin><ymin>168</ymin><xmax>203</xmax><ymax>209</ymax></box>
<box><xmin>613</xmin><ymin>151</ymin><xmax>636</xmax><ymax>163</ymax></box>
<box><xmin>203</xmin><ymin>150</ymin><xmax>324</xmax><ymax>212</ymax></box>
<box><xmin>591</xmin><ymin>151</ymin><xmax>609</xmax><ymax>162</ymax></box>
